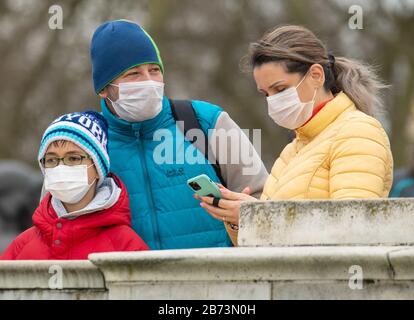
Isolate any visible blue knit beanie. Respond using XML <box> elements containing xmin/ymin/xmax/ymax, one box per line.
<box><xmin>38</xmin><ymin>111</ymin><xmax>110</xmax><ymax>186</ymax></box>
<box><xmin>90</xmin><ymin>19</ymin><xmax>164</xmax><ymax>94</ymax></box>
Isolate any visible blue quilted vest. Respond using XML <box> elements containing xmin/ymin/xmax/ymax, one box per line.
<box><xmin>101</xmin><ymin>96</ymin><xmax>232</xmax><ymax>249</ymax></box>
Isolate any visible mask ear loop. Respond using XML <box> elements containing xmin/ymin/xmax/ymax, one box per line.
<box><xmin>86</xmin><ymin>163</ymin><xmax>99</xmax><ymax>189</ymax></box>
<box><xmin>106</xmin><ymin>83</ymin><xmax>120</xmax><ymax>107</ymax></box>
<box><xmin>106</xmin><ymin>97</ymin><xmax>118</xmax><ymax>113</ymax></box>
<box><xmin>311</xmin><ymin>87</ymin><xmax>318</xmax><ymax>103</ymax></box>
<box><xmin>295</xmin><ymin>70</ymin><xmax>310</xmax><ymax>89</ymax></box>
<box><xmin>296</xmin><ymin>69</ymin><xmax>320</xmax><ymax>103</ymax></box>
<box><xmin>89</xmin><ymin>178</ymin><xmax>98</xmax><ymax>188</ymax></box>
<box><xmin>86</xmin><ymin>163</ymin><xmax>95</xmax><ymax>169</ymax></box>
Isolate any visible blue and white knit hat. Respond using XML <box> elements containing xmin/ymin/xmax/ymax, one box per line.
<box><xmin>38</xmin><ymin>111</ymin><xmax>110</xmax><ymax>186</ymax></box>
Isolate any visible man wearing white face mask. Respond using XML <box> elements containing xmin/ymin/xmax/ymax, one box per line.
<box><xmin>1</xmin><ymin>111</ymin><xmax>149</xmax><ymax>260</ymax></box>
<box><xmin>90</xmin><ymin>20</ymin><xmax>268</xmax><ymax>248</ymax></box>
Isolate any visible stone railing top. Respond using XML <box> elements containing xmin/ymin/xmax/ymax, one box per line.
<box><xmin>88</xmin><ymin>246</ymin><xmax>414</xmax><ymax>282</ymax></box>
<box><xmin>239</xmin><ymin>198</ymin><xmax>414</xmax><ymax>247</ymax></box>
<box><xmin>0</xmin><ymin>260</ymin><xmax>104</xmax><ymax>289</ymax></box>
<box><xmin>1</xmin><ymin>245</ymin><xmax>414</xmax><ymax>300</ymax></box>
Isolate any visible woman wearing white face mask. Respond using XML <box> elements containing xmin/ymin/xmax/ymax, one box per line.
<box><xmin>1</xmin><ymin>111</ymin><xmax>149</xmax><ymax>260</ymax></box>
<box><xmin>197</xmin><ymin>25</ymin><xmax>393</xmax><ymax>243</ymax></box>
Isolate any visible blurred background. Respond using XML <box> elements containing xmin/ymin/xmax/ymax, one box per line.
<box><xmin>0</xmin><ymin>0</ymin><xmax>413</xmax><ymax>251</ymax></box>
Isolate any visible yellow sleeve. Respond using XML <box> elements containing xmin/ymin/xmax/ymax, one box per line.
<box><xmin>224</xmin><ymin>223</ymin><xmax>238</xmax><ymax>246</ymax></box>
<box><xmin>329</xmin><ymin>116</ymin><xmax>393</xmax><ymax>199</ymax></box>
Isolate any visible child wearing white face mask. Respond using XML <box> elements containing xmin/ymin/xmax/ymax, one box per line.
<box><xmin>0</xmin><ymin>111</ymin><xmax>149</xmax><ymax>260</ymax></box>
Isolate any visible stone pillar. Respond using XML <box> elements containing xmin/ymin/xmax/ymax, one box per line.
<box><xmin>238</xmin><ymin>199</ymin><xmax>414</xmax><ymax>246</ymax></box>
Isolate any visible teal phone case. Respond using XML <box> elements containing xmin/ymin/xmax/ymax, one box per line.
<box><xmin>187</xmin><ymin>174</ymin><xmax>221</xmax><ymax>198</ymax></box>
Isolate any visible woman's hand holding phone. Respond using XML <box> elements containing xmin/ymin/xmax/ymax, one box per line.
<box><xmin>194</xmin><ymin>183</ymin><xmax>258</xmax><ymax>226</ymax></box>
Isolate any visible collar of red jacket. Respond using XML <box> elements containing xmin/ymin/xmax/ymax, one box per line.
<box><xmin>32</xmin><ymin>173</ymin><xmax>132</xmax><ymax>248</ymax></box>
<box><xmin>295</xmin><ymin>91</ymin><xmax>356</xmax><ymax>140</ymax></box>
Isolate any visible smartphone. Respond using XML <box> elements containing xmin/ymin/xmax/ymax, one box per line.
<box><xmin>187</xmin><ymin>174</ymin><xmax>221</xmax><ymax>198</ymax></box>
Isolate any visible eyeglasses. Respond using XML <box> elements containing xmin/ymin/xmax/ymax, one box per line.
<box><xmin>40</xmin><ymin>154</ymin><xmax>92</xmax><ymax>168</ymax></box>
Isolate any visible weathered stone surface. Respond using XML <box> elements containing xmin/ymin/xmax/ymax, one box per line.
<box><xmin>0</xmin><ymin>260</ymin><xmax>106</xmax><ymax>299</ymax></box>
<box><xmin>87</xmin><ymin>246</ymin><xmax>413</xmax><ymax>299</ymax></box>
<box><xmin>0</xmin><ymin>260</ymin><xmax>105</xmax><ymax>290</ymax></box>
<box><xmin>2</xmin><ymin>199</ymin><xmax>414</xmax><ymax>300</ymax></box>
<box><xmin>0</xmin><ymin>289</ymin><xmax>107</xmax><ymax>300</ymax></box>
<box><xmin>89</xmin><ymin>247</ymin><xmax>396</xmax><ymax>282</ymax></box>
<box><xmin>239</xmin><ymin>199</ymin><xmax>414</xmax><ymax>246</ymax></box>
<box><xmin>271</xmin><ymin>280</ymin><xmax>414</xmax><ymax>300</ymax></box>
<box><xmin>388</xmin><ymin>247</ymin><xmax>414</xmax><ymax>280</ymax></box>
<box><xmin>1</xmin><ymin>245</ymin><xmax>414</xmax><ymax>299</ymax></box>
<box><xmin>107</xmin><ymin>281</ymin><xmax>271</xmax><ymax>300</ymax></box>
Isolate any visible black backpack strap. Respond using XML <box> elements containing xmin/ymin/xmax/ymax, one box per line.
<box><xmin>170</xmin><ymin>99</ymin><xmax>225</xmax><ymax>186</ymax></box>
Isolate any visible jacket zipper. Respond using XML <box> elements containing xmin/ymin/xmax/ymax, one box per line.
<box><xmin>136</xmin><ymin>135</ymin><xmax>162</xmax><ymax>249</ymax></box>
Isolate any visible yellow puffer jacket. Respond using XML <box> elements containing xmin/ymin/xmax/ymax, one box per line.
<box><xmin>261</xmin><ymin>92</ymin><xmax>393</xmax><ymax>200</ymax></box>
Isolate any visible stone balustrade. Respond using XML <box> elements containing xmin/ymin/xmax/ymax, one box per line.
<box><xmin>1</xmin><ymin>198</ymin><xmax>414</xmax><ymax>300</ymax></box>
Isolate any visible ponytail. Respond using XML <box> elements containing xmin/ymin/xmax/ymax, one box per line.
<box><xmin>332</xmin><ymin>57</ymin><xmax>387</xmax><ymax>117</ymax></box>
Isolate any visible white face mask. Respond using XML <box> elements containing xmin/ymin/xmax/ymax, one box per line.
<box><xmin>266</xmin><ymin>73</ymin><xmax>317</xmax><ymax>130</ymax></box>
<box><xmin>44</xmin><ymin>164</ymin><xmax>96</xmax><ymax>204</ymax></box>
<box><xmin>108</xmin><ymin>80</ymin><xmax>164</xmax><ymax>122</ymax></box>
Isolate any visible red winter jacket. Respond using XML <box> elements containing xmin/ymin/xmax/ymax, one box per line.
<box><xmin>0</xmin><ymin>174</ymin><xmax>149</xmax><ymax>260</ymax></box>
